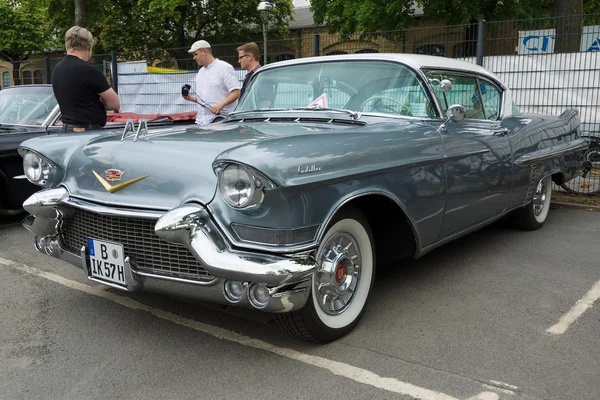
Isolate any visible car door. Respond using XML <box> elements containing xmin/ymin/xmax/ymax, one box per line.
<box><xmin>427</xmin><ymin>72</ymin><xmax>514</xmax><ymax>238</ymax></box>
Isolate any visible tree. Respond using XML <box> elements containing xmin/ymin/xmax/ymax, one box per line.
<box><xmin>0</xmin><ymin>0</ymin><xmax>54</xmax><ymax>85</ymax></box>
<box><xmin>310</xmin><ymin>0</ymin><xmax>554</xmax><ymax>35</ymax></box>
<box><xmin>555</xmin><ymin>0</ymin><xmax>583</xmax><ymax>53</ymax></box>
<box><xmin>47</xmin><ymin>0</ymin><xmax>295</xmax><ymax>55</ymax></box>
<box><xmin>74</xmin><ymin>0</ymin><xmax>85</xmax><ymax>27</ymax></box>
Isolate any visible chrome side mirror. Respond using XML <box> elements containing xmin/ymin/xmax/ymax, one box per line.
<box><xmin>429</xmin><ymin>78</ymin><xmax>453</xmax><ymax>93</ymax></box>
<box><xmin>440</xmin><ymin>79</ymin><xmax>452</xmax><ymax>92</ymax></box>
<box><xmin>446</xmin><ymin>104</ymin><xmax>466</xmax><ymax>122</ymax></box>
<box><xmin>438</xmin><ymin>104</ymin><xmax>466</xmax><ymax>132</ymax></box>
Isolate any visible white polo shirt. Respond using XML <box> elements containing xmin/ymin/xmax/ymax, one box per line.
<box><xmin>194</xmin><ymin>59</ymin><xmax>240</xmax><ymax>125</ymax></box>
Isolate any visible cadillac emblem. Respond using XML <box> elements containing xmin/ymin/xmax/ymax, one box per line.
<box><xmin>105</xmin><ymin>169</ymin><xmax>124</xmax><ymax>181</ymax></box>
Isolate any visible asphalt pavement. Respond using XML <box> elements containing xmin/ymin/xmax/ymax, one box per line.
<box><xmin>1</xmin><ymin>209</ymin><xmax>599</xmax><ymax>400</ymax></box>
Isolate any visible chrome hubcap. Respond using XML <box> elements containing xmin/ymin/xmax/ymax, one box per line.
<box><xmin>315</xmin><ymin>232</ymin><xmax>361</xmax><ymax>315</ymax></box>
<box><xmin>533</xmin><ymin>179</ymin><xmax>547</xmax><ymax>216</ymax></box>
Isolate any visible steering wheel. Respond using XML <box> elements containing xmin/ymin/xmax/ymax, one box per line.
<box><xmin>360</xmin><ymin>95</ymin><xmax>410</xmax><ymax>115</ymax></box>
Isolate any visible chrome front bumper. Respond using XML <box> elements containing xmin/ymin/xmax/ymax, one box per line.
<box><xmin>22</xmin><ymin>187</ymin><xmax>317</xmax><ymax>313</ymax></box>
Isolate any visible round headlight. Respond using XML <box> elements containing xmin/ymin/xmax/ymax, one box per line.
<box><xmin>219</xmin><ymin>165</ymin><xmax>255</xmax><ymax>208</ymax></box>
<box><xmin>23</xmin><ymin>152</ymin><xmax>43</xmax><ymax>183</ymax></box>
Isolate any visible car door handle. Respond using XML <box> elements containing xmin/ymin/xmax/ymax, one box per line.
<box><xmin>493</xmin><ymin>128</ymin><xmax>508</xmax><ymax>136</ymax></box>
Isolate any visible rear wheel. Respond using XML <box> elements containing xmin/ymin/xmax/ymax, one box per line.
<box><xmin>276</xmin><ymin>207</ymin><xmax>375</xmax><ymax>343</ymax></box>
<box><xmin>515</xmin><ymin>175</ymin><xmax>552</xmax><ymax>230</ymax></box>
<box><xmin>560</xmin><ymin>136</ymin><xmax>600</xmax><ymax>195</ymax></box>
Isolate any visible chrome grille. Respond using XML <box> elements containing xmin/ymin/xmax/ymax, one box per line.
<box><xmin>61</xmin><ymin>208</ymin><xmax>214</xmax><ymax>282</ymax></box>
<box><xmin>231</xmin><ymin>223</ymin><xmax>319</xmax><ymax>245</ymax></box>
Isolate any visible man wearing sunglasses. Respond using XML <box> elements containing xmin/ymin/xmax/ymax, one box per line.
<box><xmin>237</xmin><ymin>42</ymin><xmax>262</xmax><ymax>98</ymax></box>
<box><xmin>183</xmin><ymin>40</ymin><xmax>240</xmax><ymax>124</ymax></box>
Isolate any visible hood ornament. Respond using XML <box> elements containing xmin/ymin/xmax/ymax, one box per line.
<box><xmin>93</xmin><ymin>170</ymin><xmax>148</xmax><ymax>193</ymax></box>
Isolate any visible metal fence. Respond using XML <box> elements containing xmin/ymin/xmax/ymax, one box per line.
<box><xmin>1</xmin><ymin>13</ymin><xmax>599</xmax><ymax>193</ymax></box>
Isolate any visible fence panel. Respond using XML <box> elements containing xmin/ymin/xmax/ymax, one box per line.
<box><xmin>2</xmin><ymin>13</ymin><xmax>599</xmax><ymax>193</ymax></box>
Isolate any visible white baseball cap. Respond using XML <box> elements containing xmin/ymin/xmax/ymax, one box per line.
<box><xmin>188</xmin><ymin>40</ymin><xmax>211</xmax><ymax>53</ymax></box>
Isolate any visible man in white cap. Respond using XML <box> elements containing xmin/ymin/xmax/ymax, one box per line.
<box><xmin>182</xmin><ymin>40</ymin><xmax>240</xmax><ymax>124</ymax></box>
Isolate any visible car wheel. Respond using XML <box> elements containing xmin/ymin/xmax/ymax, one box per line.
<box><xmin>275</xmin><ymin>207</ymin><xmax>375</xmax><ymax>343</ymax></box>
<box><xmin>515</xmin><ymin>175</ymin><xmax>552</xmax><ymax>230</ymax></box>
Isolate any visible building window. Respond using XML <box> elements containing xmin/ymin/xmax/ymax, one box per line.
<box><xmin>2</xmin><ymin>71</ymin><xmax>9</xmax><ymax>87</ymax></box>
<box><xmin>325</xmin><ymin>51</ymin><xmax>348</xmax><ymax>56</ymax></box>
<box><xmin>22</xmin><ymin>70</ymin><xmax>32</xmax><ymax>85</ymax></box>
<box><xmin>355</xmin><ymin>49</ymin><xmax>379</xmax><ymax>53</ymax></box>
<box><xmin>34</xmin><ymin>70</ymin><xmax>43</xmax><ymax>84</ymax></box>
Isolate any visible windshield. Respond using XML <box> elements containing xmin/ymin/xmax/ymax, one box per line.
<box><xmin>236</xmin><ymin>60</ymin><xmax>437</xmax><ymax>118</ymax></box>
<box><xmin>0</xmin><ymin>86</ymin><xmax>57</xmax><ymax>126</ymax></box>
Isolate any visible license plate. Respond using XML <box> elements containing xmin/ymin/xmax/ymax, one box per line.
<box><xmin>87</xmin><ymin>238</ymin><xmax>126</xmax><ymax>286</ymax></box>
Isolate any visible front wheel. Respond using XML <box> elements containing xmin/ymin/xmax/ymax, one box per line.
<box><xmin>514</xmin><ymin>175</ymin><xmax>552</xmax><ymax>230</ymax></box>
<box><xmin>276</xmin><ymin>207</ymin><xmax>375</xmax><ymax>343</ymax></box>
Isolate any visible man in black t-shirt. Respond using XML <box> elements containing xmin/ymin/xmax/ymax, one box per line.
<box><xmin>52</xmin><ymin>26</ymin><xmax>120</xmax><ymax>132</ymax></box>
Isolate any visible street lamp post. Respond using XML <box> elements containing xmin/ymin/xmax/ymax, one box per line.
<box><xmin>257</xmin><ymin>1</ymin><xmax>274</xmax><ymax>64</ymax></box>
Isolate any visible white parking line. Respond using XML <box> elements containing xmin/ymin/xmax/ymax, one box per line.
<box><xmin>1</xmin><ymin>257</ymin><xmax>501</xmax><ymax>400</ymax></box>
<box><xmin>546</xmin><ymin>279</ymin><xmax>600</xmax><ymax>335</ymax></box>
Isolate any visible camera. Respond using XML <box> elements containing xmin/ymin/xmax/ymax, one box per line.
<box><xmin>181</xmin><ymin>84</ymin><xmax>191</xmax><ymax>97</ymax></box>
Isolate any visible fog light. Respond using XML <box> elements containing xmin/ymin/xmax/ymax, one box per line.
<box><xmin>248</xmin><ymin>283</ymin><xmax>270</xmax><ymax>309</ymax></box>
<box><xmin>223</xmin><ymin>280</ymin><xmax>245</xmax><ymax>303</ymax></box>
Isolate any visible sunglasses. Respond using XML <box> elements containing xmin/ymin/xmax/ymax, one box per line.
<box><xmin>238</xmin><ymin>54</ymin><xmax>250</xmax><ymax>60</ymax></box>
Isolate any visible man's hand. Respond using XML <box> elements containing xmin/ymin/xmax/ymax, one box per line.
<box><xmin>183</xmin><ymin>94</ymin><xmax>195</xmax><ymax>102</ymax></box>
<box><xmin>211</xmin><ymin>102</ymin><xmax>225</xmax><ymax>115</ymax></box>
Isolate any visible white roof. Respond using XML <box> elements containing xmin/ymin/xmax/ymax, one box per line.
<box><xmin>260</xmin><ymin>53</ymin><xmax>506</xmax><ymax>88</ymax></box>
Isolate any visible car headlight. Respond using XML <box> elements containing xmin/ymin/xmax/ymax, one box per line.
<box><xmin>19</xmin><ymin>149</ymin><xmax>57</xmax><ymax>186</ymax></box>
<box><xmin>215</xmin><ymin>163</ymin><xmax>274</xmax><ymax>209</ymax></box>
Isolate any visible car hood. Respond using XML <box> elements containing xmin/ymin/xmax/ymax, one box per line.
<box><xmin>52</xmin><ymin>121</ymin><xmax>359</xmax><ymax>210</ymax></box>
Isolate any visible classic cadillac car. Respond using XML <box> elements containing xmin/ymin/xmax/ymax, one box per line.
<box><xmin>0</xmin><ymin>84</ymin><xmax>196</xmax><ymax>216</ymax></box>
<box><xmin>18</xmin><ymin>54</ymin><xmax>590</xmax><ymax>342</ymax></box>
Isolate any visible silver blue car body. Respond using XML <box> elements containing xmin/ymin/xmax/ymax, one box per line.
<box><xmin>18</xmin><ymin>54</ymin><xmax>590</xmax><ymax>342</ymax></box>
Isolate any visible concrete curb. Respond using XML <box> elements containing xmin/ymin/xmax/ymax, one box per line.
<box><xmin>550</xmin><ymin>201</ymin><xmax>600</xmax><ymax>211</ymax></box>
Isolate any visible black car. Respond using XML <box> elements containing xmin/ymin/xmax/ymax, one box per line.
<box><xmin>0</xmin><ymin>85</ymin><xmax>61</xmax><ymax>217</ymax></box>
<box><xmin>0</xmin><ymin>84</ymin><xmax>197</xmax><ymax>217</ymax></box>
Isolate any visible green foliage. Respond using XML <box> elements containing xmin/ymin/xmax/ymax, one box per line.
<box><xmin>310</xmin><ymin>0</ymin><xmax>560</xmax><ymax>34</ymax></box>
<box><xmin>0</xmin><ymin>0</ymin><xmax>54</xmax><ymax>61</ymax></box>
<box><xmin>46</xmin><ymin>0</ymin><xmax>295</xmax><ymax>54</ymax></box>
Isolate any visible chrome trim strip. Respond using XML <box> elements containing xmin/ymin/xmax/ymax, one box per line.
<box><xmin>444</xmin><ymin>149</ymin><xmax>492</xmax><ymax>162</ymax></box>
<box><xmin>68</xmin><ymin>194</ymin><xmax>172</xmax><ymax>212</ymax></box>
<box><xmin>514</xmin><ymin>138</ymin><xmax>591</xmax><ymax>166</ymax></box>
<box><xmin>64</xmin><ymin>197</ymin><xmax>165</xmax><ymax>219</ymax></box>
<box><xmin>133</xmin><ymin>270</ymin><xmax>218</xmax><ymax>286</ymax></box>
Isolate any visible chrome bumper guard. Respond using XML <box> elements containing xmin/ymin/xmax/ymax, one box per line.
<box><xmin>22</xmin><ymin>187</ymin><xmax>316</xmax><ymax>313</ymax></box>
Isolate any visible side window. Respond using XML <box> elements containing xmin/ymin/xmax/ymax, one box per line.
<box><xmin>427</xmin><ymin>72</ymin><xmax>501</xmax><ymax>120</ymax></box>
<box><xmin>444</xmin><ymin>75</ymin><xmax>484</xmax><ymax>119</ymax></box>
<box><xmin>478</xmin><ymin>80</ymin><xmax>502</xmax><ymax>120</ymax></box>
